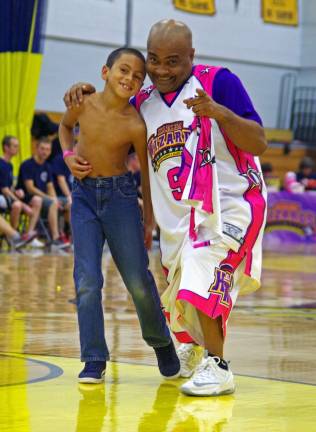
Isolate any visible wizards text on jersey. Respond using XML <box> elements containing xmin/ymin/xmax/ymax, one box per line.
<box><xmin>148</xmin><ymin>121</ymin><xmax>191</xmax><ymax>172</ymax></box>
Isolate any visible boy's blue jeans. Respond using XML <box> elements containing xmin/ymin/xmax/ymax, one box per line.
<box><xmin>71</xmin><ymin>173</ymin><xmax>171</xmax><ymax>362</ymax></box>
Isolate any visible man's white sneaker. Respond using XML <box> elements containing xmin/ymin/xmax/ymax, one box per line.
<box><xmin>177</xmin><ymin>343</ymin><xmax>205</xmax><ymax>378</ymax></box>
<box><xmin>180</xmin><ymin>356</ymin><xmax>235</xmax><ymax>396</ymax></box>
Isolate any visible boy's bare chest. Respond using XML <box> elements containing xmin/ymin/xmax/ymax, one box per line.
<box><xmin>80</xmin><ymin>106</ymin><xmax>133</xmax><ymax>147</ymax></box>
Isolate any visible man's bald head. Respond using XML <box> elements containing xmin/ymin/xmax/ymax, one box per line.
<box><xmin>147</xmin><ymin>19</ymin><xmax>192</xmax><ymax>49</ymax></box>
<box><xmin>146</xmin><ymin>19</ymin><xmax>195</xmax><ymax>93</ymax></box>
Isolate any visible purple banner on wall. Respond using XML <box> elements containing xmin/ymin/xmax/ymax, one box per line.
<box><xmin>263</xmin><ymin>191</ymin><xmax>316</xmax><ymax>252</ymax></box>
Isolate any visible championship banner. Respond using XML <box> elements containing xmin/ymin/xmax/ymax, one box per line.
<box><xmin>262</xmin><ymin>0</ymin><xmax>298</xmax><ymax>26</ymax></box>
<box><xmin>263</xmin><ymin>192</ymin><xmax>316</xmax><ymax>250</ymax></box>
<box><xmin>173</xmin><ymin>0</ymin><xmax>216</xmax><ymax>15</ymax></box>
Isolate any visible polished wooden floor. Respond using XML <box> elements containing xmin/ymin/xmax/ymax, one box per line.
<box><xmin>0</xmin><ymin>244</ymin><xmax>316</xmax><ymax>431</ymax></box>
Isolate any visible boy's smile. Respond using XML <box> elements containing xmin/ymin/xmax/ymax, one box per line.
<box><xmin>103</xmin><ymin>53</ymin><xmax>145</xmax><ymax>98</ymax></box>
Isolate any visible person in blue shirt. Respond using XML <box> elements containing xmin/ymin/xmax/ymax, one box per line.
<box><xmin>0</xmin><ymin>135</ymin><xmax>43</xmax><ymax>244</ymax></box>
<box><xmin>17</xmin><ymin>137</ymin><xmax>69</xmax><ymax>249</ymax></box>
<box><xmin>296</xmin><ymin>157</ymin><xmax>316</xmax><ymax>191</ymax></box>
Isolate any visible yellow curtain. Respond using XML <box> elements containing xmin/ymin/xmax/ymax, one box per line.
<box><xmin>0</xmin><ymin>0</ymin><xmax>47</xmax><ymax>174</ymax></box>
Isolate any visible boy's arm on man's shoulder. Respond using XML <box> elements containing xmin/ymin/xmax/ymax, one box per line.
<box><xmin>63</xmin><ymin>83</ymin><xmax>96</xmax><ymax>109</ymax></box>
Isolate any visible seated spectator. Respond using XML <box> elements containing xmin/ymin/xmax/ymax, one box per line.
<box><xmin>284</xmin><ymin>157</ymin><xmax>316</xmax><ymax>193</ymax></box>
<box><xmin>16</xmin><ymin>137</ymin><xmax>69</xmax><ymax>249</ymax></box>
<box><xmin>296</xmin><ymin>157</ymin><xmax>316</xmax><ymax>191</ymax></box>
<box><xmin>261</xmin><ymin>162</ymin><xmax>280</xmax><ymax>192</ymax></box>
<box><xmin>51</xmin><ymin>153</ymin><xmax>73</xmax><ymax>240</ymax></box>
<box><xmin>284</xmin><ymin>171</ymin><xmax>305</xmax><ymax>193</ymax></box>
<box><xmin>0</xmin><ymin>214</ymin><xmax>36</xmax><ymax>249</ymax></box>
<box><xmin>0</xmin><ymin>135</ymin><xmax>43</xmax><ymax>246</ymax></box>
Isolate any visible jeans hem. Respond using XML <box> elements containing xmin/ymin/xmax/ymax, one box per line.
<box><xmin>81</xmin><ymin>355</ymin><xmax>110</xmax><ymax>362</ymax></box>
<box><xmin>148</xmin><ymin>340</ymin><xmax>172</xmax><ymax>349</ymax></box>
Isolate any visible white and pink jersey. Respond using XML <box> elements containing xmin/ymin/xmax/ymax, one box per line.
<box><xmin>134</xmin><ymin>65</ymin><xmax>267</xmax><ymax>295</ymax></box>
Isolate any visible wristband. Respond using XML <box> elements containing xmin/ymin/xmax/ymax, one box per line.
<box><xmin>63</xmin><ymin>150</ymin><xmax>75</xmax><ymax>159</ymax></box>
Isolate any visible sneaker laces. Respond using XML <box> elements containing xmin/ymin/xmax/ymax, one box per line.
<box><xmin>193</xmin><ymin>356</ymin><xmax>222</xmax><ymax>384</ymax></box>
<box><xmin>178</xmin><ymin>344</ymin><xmax>199</xmax><ymax>369</ymax></box>
<box><xmin>177</xmin><ymin>344</ymin><xmax>201</xmax><ymax>373</ymax></box>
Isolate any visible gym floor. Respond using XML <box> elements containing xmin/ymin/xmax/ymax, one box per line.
<box><xmin>0</xmin><ymin>246</ymin><xmax>315</xmax><ymax>431</ymax></box>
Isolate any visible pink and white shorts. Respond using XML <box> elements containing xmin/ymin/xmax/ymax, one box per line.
<box><xmin>161</xmin><ymin>241</ymin><xmax>255</xmax><ymax>346</ymax></box>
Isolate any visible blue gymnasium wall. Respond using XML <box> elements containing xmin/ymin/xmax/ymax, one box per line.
<box><xmin>36</xmin><ymin>0</ymin><xmax>316</xmax><ymax>128</ymax></box>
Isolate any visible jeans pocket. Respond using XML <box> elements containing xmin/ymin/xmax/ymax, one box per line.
<box><xmin>118</xmin><ymin>181</ymin><xmax>137</xmax><ymax>198</ymax></box>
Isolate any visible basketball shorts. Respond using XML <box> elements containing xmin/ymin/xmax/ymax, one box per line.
<box><xmin>161</xmin><ymin>241</ymin><xmax>248</xmax><ymax>346</ymax></box>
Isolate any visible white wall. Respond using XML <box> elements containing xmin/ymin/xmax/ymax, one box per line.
<box><xmin>36</xmin><ymin>0</ymin><xmax>315</xmax><ymax>128</ymax></box>
<box><xmin>45</xmin><ymin>0</ymin><xmax>126</xmax><ymax>45</ymax></box>
<box><xmin>36</xmin><ymin>39</ymin><xmax>118</xmax><ymax>112</ymax></box>
<box><xmin>132</xmin><ymin>0</ymin><xmax>301</xmax><ymax>67</ymax></box>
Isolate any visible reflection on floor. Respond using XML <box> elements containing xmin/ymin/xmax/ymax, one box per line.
<box><xmin>1</xmin><ymin>354</ymin><xmax>316</xmax><ymax>432</ymax></box>
<box><xmin>0</xmin><ymin>246</ymin><xmax>316</xmax><ymax>431</ymax></box>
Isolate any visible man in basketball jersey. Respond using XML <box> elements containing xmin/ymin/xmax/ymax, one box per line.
<box><xmin>64</xmin><ymin>20</ymin><xmax>267</xmax><ymax>396</ymax></box>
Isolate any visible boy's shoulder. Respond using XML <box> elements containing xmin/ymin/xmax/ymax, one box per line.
<box><xmin>129</xmin><ymin>105</ymin><xmax>146</xmax><ymax>126</ymax></box>
<box><xmin>126</xmin><ymin>106</ymin><xmax>146</xmax><ymax>141</ymax></box>
<box><xmin>82</xmin><ymin>93</ymin><xmax>97</xmax><ymax>104</ymax></box>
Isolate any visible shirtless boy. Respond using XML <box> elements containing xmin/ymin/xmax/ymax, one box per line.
<box><xmin>59</xmin><ymin>47</ymin><xmax>179</xmax><ymax>383</ymax></box>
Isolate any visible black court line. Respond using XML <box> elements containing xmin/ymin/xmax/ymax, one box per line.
<box><xmin>1</xmin><ymin>352</ymin><xmax>315</xmax><ymax>388</ymax></box>
<box><xmin>0</xmin><ymin>353</ymin><xmax>63</xmax><ymax>387</ymax></box>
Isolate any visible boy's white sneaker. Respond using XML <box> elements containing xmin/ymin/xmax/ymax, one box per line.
<box><xmin>177</xmin><ymin>343</ymin><xmax>205</xmax><ymax>378</ymax></box>
<box><xmin>180</xmin><ymin>356</ymin><xmax>235</xmax><ymax>396</ymax></box>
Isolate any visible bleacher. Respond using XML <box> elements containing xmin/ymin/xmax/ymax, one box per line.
<box><xmin>263</xmin><ymin>128</ymin><xmax>316</xmax><ymax>183</ymax></box>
